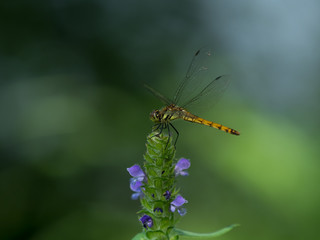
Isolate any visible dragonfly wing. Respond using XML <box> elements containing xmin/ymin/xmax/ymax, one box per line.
<box><xmin>182</xmin><ymin>74</ymin><xmax>230</xmax><ymax>109</ymax></box>
<box><xmin>173</xmin><ymin>48</ymin><xmax>230</xmax><ymax>109</ymax></box>
<box><xmin>144</xmin><ymin>83</ymin><xmax>173</xmax><ymax>105</ymax></box>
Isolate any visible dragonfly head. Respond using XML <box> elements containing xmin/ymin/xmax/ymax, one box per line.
<box><xmin>150</xmin><ymin>109</ymin><xmax>161</xmax><ymax>123</ymax></box>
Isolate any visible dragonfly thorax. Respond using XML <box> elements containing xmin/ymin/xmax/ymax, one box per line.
<box><xmin>150</xmin><ymin>105</ymin><xmax>184</xmax><ymax>124</ymax></box>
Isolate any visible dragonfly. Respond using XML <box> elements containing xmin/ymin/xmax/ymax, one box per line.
<box><xmin>145</xmin><ymin>48</ymin><xmax>240</xmax><ymax>146</ymax></box>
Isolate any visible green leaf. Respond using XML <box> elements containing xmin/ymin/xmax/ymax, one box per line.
<box><xmin>173</xmin><ymin>224</ymin><xmax>239</xmax><ymax>239</ymax></box>
<box><xmin>132</xmin><ymin>232</ymin><xmax>148</xmax><ymax>240</ymax></box>
<box><xmin>146</xmin><ymin>230</ymin><xmax>167</xmax><ymax>240</ymax></box>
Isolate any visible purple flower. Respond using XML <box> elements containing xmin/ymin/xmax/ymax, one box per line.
<box><xmin>170</xmin><ymin>195</ymin><xmax>188</xmax><ymax>216</ymax></box>
<box><xmin>127</xmin><ymin>164</ymin><xmax>146</xmax><ymax>181</ymax></box>
<box><xmin>127</xmin><ymin>164</ymin><xmax>146</xmax><ymax>200</ymax></box>
<box><xmin>163</xmin><ymin>190</ymin><xmax>171</xmax><ymax>200</ymax></box>
<box><xmin>129</xmin><ymin>178</ymin><xmax>144</xmax><ymax>200</ymax></box>
<box><xmin>154</xmin><ymin>207</ymin><xmax>163</xmax><ymax>213</ymax></box>
<box><xmin>175</xmin><ymin>158</ymin><xmax>191</xmax><ymax>176</ymax></box>
<box><xmin>140</xmin><ymin>215</ymin><xmax>153</xmax><ymax>229</ymax></box>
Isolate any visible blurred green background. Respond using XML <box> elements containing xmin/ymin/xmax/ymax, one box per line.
<box><xmin>1</xmin><ymin>1</ymin><xmax>320</xmax><ymax>239</ymax></box>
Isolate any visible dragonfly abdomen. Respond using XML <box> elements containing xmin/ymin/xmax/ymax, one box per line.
<box><xmin>182</xmin><ymin>113</ymin><xmax>240</xmax><ymax>135</ymax></box>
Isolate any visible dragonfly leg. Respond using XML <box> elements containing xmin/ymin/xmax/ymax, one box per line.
<box><xmin>148</xmin><ymin>124</ymin><xmax>160</xmax><ymax>139</ymax></box>
<box><xmin>165</xmin><ymin>123</ymin><xmax>171</xmax><ymax>149</ymax></box>
<box><xmin>153</xmin><ymin>123</ymin><xmax>161</xmax><ymax>132</ymax></box>
<box><xmin>153</xmin><ymin>123</ymin><xmax>165</xmax><ymax>138</ymax></box>
<box><xmin>149</xmin><ymin>123</ymin><xmax>162</xmax><ymax>140</ymax></box>
<box><xmin>157</xmin><ymin>123</ymin><xmax>165</xmax><ymax>136</ymax></box>
<box><xmin>169</xmin><ymin>123</ymin><xmax>179</xmax><ymax>147</ymax></box>
<box><xmin>153</xmin><ymin>123</ymin><xmax>171</xmax><ymax>149</ymax></box>
<box><xmin>150</xmin><ymin>122</ymin><xmax>178</xmax><ymax>149</ymax></box>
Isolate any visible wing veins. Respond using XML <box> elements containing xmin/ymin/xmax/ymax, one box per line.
<box><xmin>173</xmin><ymin>49</ymin><xmax>203</xmax><ymax>104</ymax></box>
<box><xmin>181</xmin><ymin>75</ymin><xmax>229</xmax><ymax>108</ymax></box>
<box><xmin>144</xmin><ymin>83</ymin><xmax>173</xmax><ymax>105</ymax></box>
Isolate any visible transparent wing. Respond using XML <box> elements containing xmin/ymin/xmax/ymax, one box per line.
<box><xmin>144</xmin><ymin>83</ymin><xmax>173</xmax><ymax>105</ymax></box>
<box><xmin>173</xmin><ymin>48</ymin><xmax>230</xmax><ymax>109</ymax></box>
<box><xmin>182</xmin><ymin>74</ymin><xmax>230</xmax><ymax>109</ymax></box>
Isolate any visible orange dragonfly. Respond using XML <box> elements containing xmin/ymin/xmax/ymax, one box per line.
<box><xmin>145</xmin><ymin>48</ymin><xmax>240</xmax><ymax>145</ymax></box>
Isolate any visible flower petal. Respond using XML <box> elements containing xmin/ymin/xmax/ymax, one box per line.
<box><xmin>140</xmin><ymin>215</ymin><xmax>153</xmax><ymax>229</ymax></box>
<box><xmin>171</xmin><ymin>195</ymin><xmax>188</xmax><ymax>207</ymax></box>
<box><xmin>163</xmin><ymin>190</ymin><xmax>171</xmax><ymax>200</ymax></box>
<box><xmin>170</xmin><ymin>205</ymin><xmax>176</xmax><ymax>213</ymax></box>
<box><xmin>130</xmin><ymin>179</ymin><xmax>143</xmax><ymax>192</ymax></box>
<box><xmin>179</xmin><ymin>171</ymin><xmax>189</xmax><ymax>176</ymax></box>
<box><xmin>176</xmin><ymin>158</ymin><xmax>190</xmax><ymax>170</ymax></box>
<box><xmin>154</xmin><ymin>207</ymin><xmax>163</xmax><ymax>213</ymax></box>
<box><xmin>127</xmin><ymin>164</ymin><xmax>145</xmax><ymax>178</ymax></box>
<box><xmin>131</xmin><ymin>192</ymin><xmax>141</xmax><ymax>200</ymax></box>
<box><xmin>175</xmin><ymin>158</ymin><xmax>190</xmax><ymax>176</ymax></box>
<box><xmin>177</xmin><ymin>207</ymin><xmax>187</xmax><ymax>216</ymax></box>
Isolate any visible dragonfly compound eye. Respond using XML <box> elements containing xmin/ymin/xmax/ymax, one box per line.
<box><xmin>150</xmin><ymin>110</ymin><xmax>161</xmax><ymax>122</ymax></box>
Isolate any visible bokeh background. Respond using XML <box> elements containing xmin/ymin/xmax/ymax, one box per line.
<box><xmin>1</xmin><ymin>0</ymin><xmax>320</xmax><ymax>239</ymax></box>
